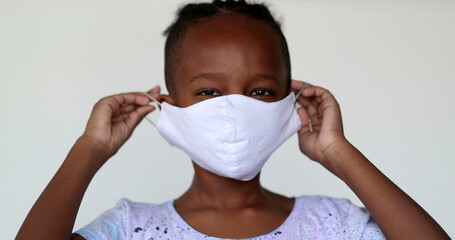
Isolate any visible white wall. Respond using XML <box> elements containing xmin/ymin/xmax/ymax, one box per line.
<box><xmin>1</xmin><ymin>0</ymin><xmax>454</xmax><ymax>238</ymax></box>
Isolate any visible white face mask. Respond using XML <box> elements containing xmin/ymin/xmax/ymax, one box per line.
<box><xmin>146</xmin><ymin>92</ymin><xmax>301</xmax><ymax>181</ymax></box>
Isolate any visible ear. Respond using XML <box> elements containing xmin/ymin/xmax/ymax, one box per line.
<box><xmin>159</xmin><ymin>94</ymin><xmax>176</xmax><ymax>106</ymax></box>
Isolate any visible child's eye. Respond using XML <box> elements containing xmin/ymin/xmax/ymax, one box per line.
<box><xmin>251</xmin><ymin>89</ymin><xmax>274</xmax><ymax>96</ymax></box>
<box><xmin>196</xmin><ymin>89</ymin><xmax>221</xmax><ymax>96</ymax></box>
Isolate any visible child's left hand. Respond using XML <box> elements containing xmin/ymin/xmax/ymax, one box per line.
<box><xmin>291</xmin><ymin>80</ymin><xmax>348</xmax><ymax>168</ymax></box>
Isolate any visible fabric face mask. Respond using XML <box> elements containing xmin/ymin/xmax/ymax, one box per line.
<box><xmin>146</xmin><ymin>92</ymin><xmax>302</xmax><ymax>181</ymax></box>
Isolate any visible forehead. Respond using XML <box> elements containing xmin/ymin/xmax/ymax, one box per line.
<box><xmin>181</xmin><ymin>14</ymin><xmax>282</xmax><ymax>56</ymax></box>
<box><xmin>175</xmin><ymin>14</ymin><xmax>286</xmax><ymax>82</ymax></box>
<box><xmin>186</xmin><ymin>14</ymin><xmax>279</xmax><ymax>41</ymax></box>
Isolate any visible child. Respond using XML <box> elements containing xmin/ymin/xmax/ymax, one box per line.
<box><xmin>16</xmin><ymin>0</ymin><xmax>450</xmax><ymax>239</ymax></box>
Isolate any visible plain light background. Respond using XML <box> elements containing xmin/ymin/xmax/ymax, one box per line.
<box><xmin>1</xmin><ymin>0</ymin><xmax>454</xmax><ymax>239</ymax></box>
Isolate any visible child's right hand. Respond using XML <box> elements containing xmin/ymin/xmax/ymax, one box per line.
<box><xmin>79</xmin><ymin>86</ymin><xmax>160</xmax><ymax>164</ymax></box>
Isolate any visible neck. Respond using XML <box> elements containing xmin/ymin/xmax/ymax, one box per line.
<box><xmin>177</xmin><ymin>163</ymin><xmax>269</xmax><ymax>209</ymax></box>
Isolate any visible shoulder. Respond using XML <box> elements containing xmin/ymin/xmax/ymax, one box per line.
<box><xmin>75</xmin><ymin>198</ymin><xmax>174</xmax><ymax>240</ymax></box>
<box><xmin>114</xmin><ymin>198</ymin><xmax>166</xmax><ymax>214</ymax></box>
<box><xmin>294</xmin><ymin>195</ymin><xmax>367</xmax><ymax>215</ymax></box>
<box><xmin>113</xmin><ymin>198</ymin><xmax>173</xmax><ymax>224</ymax></box>
<box><xmin>290</xmin><ymin>195</ymin><xmax>384</xmax><ymax>239</ymax></box>
<box><xmin>293</xmin><ymin>195</ymin><xmax>370</xmax><ymax>223</ymax></box>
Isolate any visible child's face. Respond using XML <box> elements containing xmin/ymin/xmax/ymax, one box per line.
<box><xmin>168</xmin><ymin>15</ymin><xmax>288</xmax><ymax>107</ymax></box>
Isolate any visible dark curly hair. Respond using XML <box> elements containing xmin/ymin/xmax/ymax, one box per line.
<box><xmin>163</xmin><ymin>0</ymin><xmax>291</xmax><ymax>93</ymax></box>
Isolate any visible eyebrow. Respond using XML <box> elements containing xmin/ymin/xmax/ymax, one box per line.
<box><xmin>189</xmin><ymin>73</ymin><xmax>280</xmax><ymax>84</ymax></box>
<box><xmin>189</xmin><ymin>73</ymin><xmax>225</xmax><ymax>83</ymax></box>
<box><xmin>255</xmin><ymin>74</ymin><xmax>279</xmax><ymax>84</ymax></box>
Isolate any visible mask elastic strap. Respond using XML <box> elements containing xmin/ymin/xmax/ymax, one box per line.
<box><xmin>294</xmin><ymin>83</ymin><xmax>313</xmax><ymax>133</ymax></box>
<box><xmin>294</xmin><ymin>83</ymin><xmax>306</xmax><ymax>107</ymax></box>
<box><xmin>295</xmin><ymin>85</ymin><xmax>305</xmax><ymax>100</ymax></box>
<box><xmin>142</xmin><ymin>92</ymin><xmax>161</xmax><ymax>128</ymax></box>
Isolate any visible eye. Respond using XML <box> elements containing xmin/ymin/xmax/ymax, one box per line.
<box><xmin>196</xmin><ymin>89</ymin><xmax>221</xmax><ymax>96</ymax></box>
<box><xmin>251</xmin><ymin>88</ymin><xmax>274</xmax><ymax>96</ymax></box>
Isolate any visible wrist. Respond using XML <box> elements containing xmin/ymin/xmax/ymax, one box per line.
<box><xmin>68</xmin><ymin>136</ymin><xmax>112</xmax><ymax>170</ymax></box>
<box><xmin>320</xmin><ymin>139</ymin><xmax>359</xmax><ymax>177</ymax></box>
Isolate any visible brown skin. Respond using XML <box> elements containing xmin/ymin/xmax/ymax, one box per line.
<box><xmin>161</xmin><ymin>15</ymin><xmax>294</xmax><ymax>238</ymax></box>
<box><xmin>15</xmin><ymin>91</ymin><xmax>160</xmax><ymax>240</ymax></box>
<box><xmin>16</xmin><ymin>14</ymin><xmax>449</xmax><ymax>240</ymax></box>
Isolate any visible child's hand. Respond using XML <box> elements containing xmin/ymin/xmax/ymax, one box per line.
<box><xmin>292</xmin><ymin>80</ymin><xmax>348</xmax><ymax>167</ymax></box>
<box><xmin>80</xmin><ymin>86</ymin><xmax>160</xmax><ymax>161</ymax></box>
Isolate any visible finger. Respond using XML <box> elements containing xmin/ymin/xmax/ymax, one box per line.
<box><xmin>146</xmin><ymin>85</ymin><xmax>161</xmax><ymax>100</ymax></box>
<box><xmin>112</xmin><ymin>104</ymin><xmax>156</xmax><ymax>127</ymax></box>
<box><xmin>118</xmin><ymin>101</ymin><xmax>154</xmax><ymax>114</ymax></box>
<box><xmin>300</xmin><ymin>86</ymin><xmax>336</xmax><ymax>104</ymax></box>
<box><xmin>112</xmin><ymin>109</ymin><xmax>137</xmax><ymax>123</ymax></box>
<box><xmin>119</xmin><ymin>104</ymin><xmax>136</xmax><ymax>115</ymax></box>
<box><xmin>318</xmin><ymin>98</ymin><xmax>342</xmax><ymax>131</ymax></box>
<box><xmin>88</xmin><ymin>94</ymin><xmax>151</xmax><ymax>128</ymax></box>
<box><xmin>295</xmin><ymin>95</ymin><xmax>314</xmax><ymax>108</ymax></box>
<box><xmin>291</xmin><ymin>80</ymin><xmax>313</xmax><ymax>91</ymax></box>
<box><xmin>112</xmin><ymin>114</ymin><xmax>129</xmax><ymax>124</ymax></box>
<box><xmin>300</xmin><ymin>86</ymin><xmax>343</xmax><ymax>126</ymax></box>
<box><xmin>125</xmin><ymin>105</ymin><xmax>156</xmax><ymax>129</ymax></box>
<box><xmin>295</xmin><ymin>91</ymin><xmax>322</xmax><ymax>118</ymax></box>
<box><xmin>297</xmin><ymin>107</ymin><xmax>318</xmax><ymax>143</ymax></box>
<box><xmin>304</xmin><ymin>101</ymin><xmax>319</xmax><ymax>120</ymax></box>
<box><xmin>302</xmin><ymin>87</ymin><xmax>337</xmax><ymax>111</ymax></box>
<box><xmin>111</xmin><ymin>93</ymin><xmax>153</xmax><ymax>109</ymax></box>
<box><xmin>304</xmin><ymin>89</ymin><xmax>342</xmax><ymax>134</ymax></box>
<box><xmin>296</xmin><ymin>107</ymin><xmax>311</xmax><ymax>133</ymax></box>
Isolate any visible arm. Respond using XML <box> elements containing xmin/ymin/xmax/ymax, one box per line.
<box><xmin>292</xmin><ymin>81</ymin><xmax>450</xmax><ymax>240</ymax></box>
<box><xmin>15</xmin><ymin>87</ymin><xmax>160</xmax><ymax>240</ymax></box>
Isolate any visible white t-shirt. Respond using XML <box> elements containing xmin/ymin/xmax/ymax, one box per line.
<box><xmin>75</xmin><ymin>195</ymin><xmax>385</xmax><ymax>240</ymax></box>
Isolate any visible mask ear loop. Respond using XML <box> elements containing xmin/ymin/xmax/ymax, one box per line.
<box><xmin>294</xmin><ymin>83</ymin><xmax>313</xmax><ymax>133</ymax></box>
<box><xmin>142</xmin><ymin>92</ymin><xmax>161</xmax><ymax>128</ymax></box>
<box><xmin>295</xmin><ymin>86</ymin><xmax>305</xmax><ymax>102</ymax></box>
